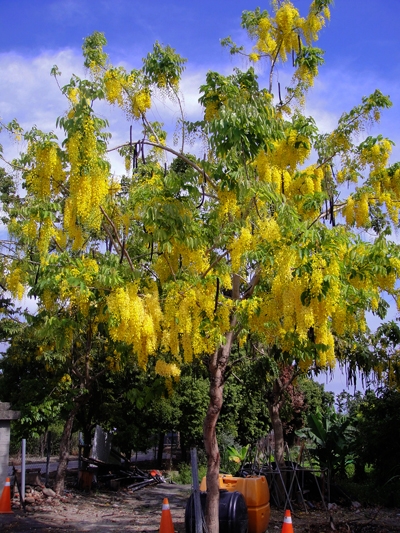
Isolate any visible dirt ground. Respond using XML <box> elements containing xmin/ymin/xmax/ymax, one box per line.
<box><xmin>1</xmin><ymin>470</ymin><xmax>400</xmax><ymax>533</ymax></box>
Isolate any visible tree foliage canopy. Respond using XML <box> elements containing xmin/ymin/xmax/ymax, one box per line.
<box><xmin>1</xmin><ymin>0</ymin><xmax>400</xmax><ymax>525</ymax></box>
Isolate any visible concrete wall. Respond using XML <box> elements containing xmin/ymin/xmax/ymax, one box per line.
<box><xmin>0</xmin><ymin>403</ymin><xmax>20</xmax><ymax>485</ymax></box>
<box><xmin>0</xmin><ymin>420</ymin><xmax>11</xmax><ymax>484</ymax></box>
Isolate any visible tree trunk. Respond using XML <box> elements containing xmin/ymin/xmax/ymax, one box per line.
<box><xmin>54</xmin><ymin>406</ymin><xmax>79</xmax><ymax>495</ymax></box>
<box><xmin>269</xmin><ymin>402</ymin><xmax>285</xmax><ymax>468</ymax></box>
<box><xmin>203</xmin><ymin>274</ymin><xmax>239</xmax><ymax>533</ymax></box>
<box><xmin>157</xmin><ymin>432</ymin><xmax>165</xmax><ymax>468</ymax></box>
<box><xmin>267</xmin><ymin>379</ymin><xmax>286</xmax><ymax>506</ymax></box>
<box><xmin>204</xmin><ymin>349</ymin><xmax>224</xmax><ymax>533</ymax></box>
<box><xmin>204</xmin><ymin>334</ymin><xmax>235</xmax><ymax>533</ymax></box>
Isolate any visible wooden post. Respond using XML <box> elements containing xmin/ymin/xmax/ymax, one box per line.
<box><xmin>191</xmin><ymin>447</ymin><xmax>203</xmax><ymax>533</ymax></box>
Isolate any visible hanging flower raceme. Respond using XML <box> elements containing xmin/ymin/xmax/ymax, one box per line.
<box><xmin>5</xmin><ymin>265</ymin><xmax>25</xmax><ymax>300</ymax></box>
<box><xmin>64</xmin><ymin>113</ymin><xmax>110</xmax><ymax>240</ymax></box>
<box><xmin>107</xmin><ymin>283</ymin><xmax>162</xmax><ymax>369</ymax></box>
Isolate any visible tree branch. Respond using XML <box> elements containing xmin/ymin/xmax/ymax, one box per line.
<box><xmin>108</xmin><ymin>140</ymin><xmax>218</xmax><ymax>191</ymax></box>
<box><xmin>100</xmin><ymin>206</ymin><xmax>135</xmax><ymax>271</ymax></box>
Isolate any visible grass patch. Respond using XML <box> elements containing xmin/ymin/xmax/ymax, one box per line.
<box><xmin>172</xmin><ymin>462</ymin><xmax>207</xmax><ymax>485</ymax></box>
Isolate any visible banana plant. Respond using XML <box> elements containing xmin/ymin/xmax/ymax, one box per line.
<box><xmin>297</xmin><ymin>407</ymin><xmax>356</xmax><ymax>479</ymax></box>
<box><xmin>226</xmin><ymin>444</ymin><xmax>250</xmax><ymax>465</ymax></box>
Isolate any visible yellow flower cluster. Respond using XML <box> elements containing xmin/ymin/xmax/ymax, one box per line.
<box><xmin>293</xmin><ymin>64</ymin><xmax>316</xmax><ymax>87</ymax></box>
<box><xmin>252</xmin><ymin>2</ymin><xmax>329</xmax><ymax>62</ymax></box>
<box><xmin>356</xmin><ymin>139</ymin><xmax>400</xmax><ymax>225</ymax></box>
<box><xmin>104</xmin><ymin>70</ymin><xmax>123</xmax><ymax>105</ymax></box>
<box><xmin>65</xmin><ymin>116</ymin><xmax>109</xmax><ymax>238</ymax></box>
<box><xmin>161</xmin><ymin>281</ymin><xmax>234</xmax><ymax>363</ymax></box>
<box><xmin>274</xmin><ymin>3</ymin><xmax>303</xmax><ymax>61</ymax></box>
<box><xmin>217</xmin><ymin>189</ymin><xmax>241</xmax><ymax>218</ymax></box>
<box><xmin>130</xmin><ymin>90</ymin><xmax>151</xmax><ymax>118</ymax></box>
<box><xmin>6</xmin><ymin>266</ymin><xmax>25</xmax><ymax>300</ymax></box>
<box><xmin>343</xmin><ymin>196</ymin><xmax>355</xmax><ymax>226</ymax></box>
<box><xmin>38</xmin><ymin>217</ymin><xmax>57</xmax><ymax>260</ymax></box>
<box><xmin>153</xmin><ymin>242</ymin><xmax>209</xmax><ymax>283</ymax></box>
<box><xmin>256</xmin><ymin>217</ymin><xmax>282</xmax><ymax>244</ymax></box>
<box><xmin>354</xmin><ymin>193</ymin><xmax>370</xmax><ymax>227</ymax></box>
<box><xmin>256</xmin><ymin>16</ymin><xmax>277</xmax><ymax>56</ymax></box>
<box><xmin>343</xmin><ymin>193</ymin><xmax>371</xmax><ymax>228</ymax></box>
<box><xmin>205</xmin><ymin>101</ymin><xmax>220</xmax><ymax>122</ymax></box>
<box><xmin>107</xmin><ymin>283</ymin><xmax>162</xmax><ymax>369</ymax></box>
<box><xmin>230</xmin><ymin>225</ymin><xmax>253</xmax><ymax>273</ymax></box>
<box><xmin>249</xmin><ymin>53</ymin><xmax>260</xmax><ymax>63</ymax></box>
<box><xmin>254</xmin><ymin>134</ymin><xmax>321</xmax><ymax>219</ymax></box>
<box><xmin>361</xmin><ymin>138</ymin><xmax>392</xmax><ymax>172</ymax></box>
<box><xmin>301</xmin><ymin>10</ymin><xmax>325</xmax><ymax>45</ymax></box>
<box><xmin>241</xmin><ymin>239</ymin><xmax>355</xmax><ymax>369</ymax></box>
<box><xmin>254</xmin><ymin>129</ymin><xmax>311</xmax><ymax>191</ymax></box>
<box><xmin>155</xmin><ymin>360</ymin><xmax>181</xmax><ymax>378</ymax></box>
<box><xmin>101</xmin><ymin>67</ymin><xmax>154</xmax><ymax>123</ymax></box>
<box><xmin>376</xmin><ymin>261</ymin><xmax>397</xmax><ymax>292</ymax></box>
<box><xmin>47</xmin><ymin>256</ymin><xmax>100</xmax><ymax>316</ymax></box>
<box><xmin>22</xmin><ymin>218</ymin><xmax>38</xmax><ymax>240</ymax></box>
<box><xmin>103</xmin><ymin>69</ymin><xmax>136</xmax><ymax>106</ymax></box>
<box><xmin>290</xmin><ymin>165</ymin><xmax>323</xmax><ymax>195</ymax></box>
<box><xmin>25</xmin><ymin>144</ymin><xmax>65</xmax><ymax>200</ymax></box>
<box><xmin>68</xmin><ymin>88</ymin><xmax>79</xmax><ymax>104</ymax></box>
<box><xmin>273</xmin><ymin>130</ymin><xmax>311</xmax><ymax>170</ymax></box>
<box><xmin>42</xmin><ymin>288</ymin><xmax>56</xmax><ymax>312</ymax></box>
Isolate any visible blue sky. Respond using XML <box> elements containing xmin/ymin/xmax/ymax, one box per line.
<box><xmin>1</xmin><ymin>0</ymin><xmax>399</xmax><ymax>153</ymax></box>
<box><xmin>1</xmin><ymin>0</ymin><xmax>400</xmax><ymax>395</ymax></box>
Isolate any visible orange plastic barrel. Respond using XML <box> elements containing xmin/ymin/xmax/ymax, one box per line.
<box><xmin>200</xmin><ymin>475</ymin><xmax>270</xmax><ymax>533</ymax></box>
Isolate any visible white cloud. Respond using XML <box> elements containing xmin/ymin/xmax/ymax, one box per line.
<box><xmin>1</xmin><ymin>44</ymin><xmax>398</xmax><ymax>173</ymax></box>
<box><xmin>306</xmin><ymin>67</ymin><xmax>400</xmax><ymax>162</ymax></box>
<box><xmin>0</xmin><ymin>49</ymin><xmax>86</xmax><ymax>166</ymax></box>
<box><xmin>0</xmin><ymin>49</ymin><xmax>84</xmax><ymax>127</ymax></box>
<box><xmin>0</xmin><ymin>48</ymin><xmax>208</xmax><ymax>172</ymax></box>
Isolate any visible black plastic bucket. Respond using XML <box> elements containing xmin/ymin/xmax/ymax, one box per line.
<box><xmin>185</xmin><ymin>490</ymin><xmax>248</xmax><ymax>533</ymax></box>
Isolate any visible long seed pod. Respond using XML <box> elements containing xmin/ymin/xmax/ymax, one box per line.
<box><xmin>214</xmin><ymin>277</ymin><xmax>220</xmax><ymax>314</ymax></box>
<box><xmin>34</xmin><ymin>266</ymin><xmax>40</xmax><ymax>287</ymax></box>
<box><xmin>141</xmin><ymin>138</ymin><xmax>146</xmax><ymax>164</ymax></box>
<box><xmin>197</xmin><ymin>184</ymin><xmax>205</xmax><ymax>209</ymax></box>
<box><xmin>197</xmin><ymin>155</ymin><xmax>207</xmax><ymax>208</ymax></box>
<box><xmin>133</xmin><ymin>142</ymin><xmax>138</xmax><ymax>169</ymax></box>
<box><xmin>330</xmin><ymin>196</ymin><xmax>335</xmax><ymax>226</ymax></box>
<box><xmin>120</xmin><ymin>238</ymin><xmax>125</xmax><ymax>264</ymax></box>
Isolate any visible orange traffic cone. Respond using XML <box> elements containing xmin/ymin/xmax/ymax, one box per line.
<box><xmin>159</xmin><ymin>497</ymin><xmax>174</xmax><ymax>533</ymax></box>
<box><xmin>0</xmin><ymin>477</ymin><xmax>13</xmax><ymax>514</ymax></box>
<box><xmin>281</xmin><ymin>509</ymin><xmax>294</xmax><ymax>533</ymax></box>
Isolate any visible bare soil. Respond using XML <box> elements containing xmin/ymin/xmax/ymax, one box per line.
<box><xmin>1</xmin><ymin>468</ymin><xmax>400</xmax><ymax>533</ymax></box>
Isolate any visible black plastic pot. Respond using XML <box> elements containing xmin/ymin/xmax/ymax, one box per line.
<box><xmin>185</xmin><ymin>490</ymin><xmax>248</xmax><ymax>533</ymax></box>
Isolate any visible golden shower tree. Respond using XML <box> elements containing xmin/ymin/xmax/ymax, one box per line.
<box><xmin>1</xmin><ymin>0</ymin><xmax>400</xmax><ymax>529</ymax></box>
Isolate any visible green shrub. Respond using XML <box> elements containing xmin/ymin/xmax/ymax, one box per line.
<box><xmin>340</xmin><ymin>475</ymin><xmax>400</xmax><ymax>507</ymax></box>
<box><xmin>173</xmin><ymin>462</ymin><xmax>207</xmax><ymax>485</ymax></box>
